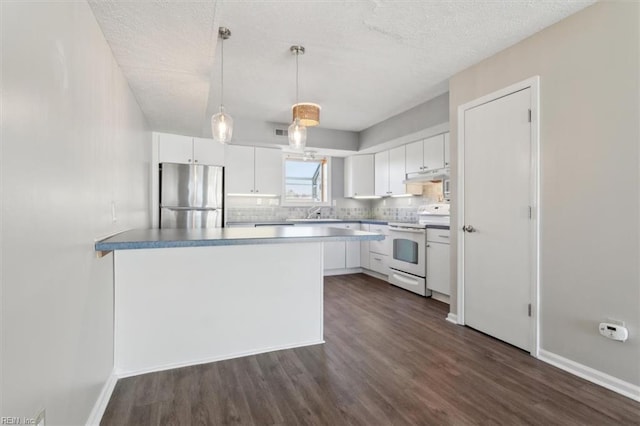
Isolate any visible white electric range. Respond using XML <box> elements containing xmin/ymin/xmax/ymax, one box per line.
<box><xmin>387</xmin><ymin>204</ymin><xmax>450</xmax><ymax>296</ymax></box>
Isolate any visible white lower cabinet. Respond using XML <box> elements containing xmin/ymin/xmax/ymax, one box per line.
<box><xmin>344</xmin><ymin>223</ymin><xmax>361</xmax><ymax>268</ymax></box>
<box><xmin>324</xmin><ymin>241</ymin><xmax>346</xmax><ymax>270</ymax></box>
<box><xmin>369</xmin><ymin>252</ymin><xmax>389</xmax><ymax>275</ymax></box>
<box><xmin>322</xmin><ymin>224</ymin><xmax>346</xmax><ymax>270</ymax></box>
<box><xmin>426</xmin><ymin>229</ymin><xmax>450</xmax><ymax>296</ymax></box>
<box><xmin>365</xmin><ymin>224</ymin><xmax>390</xmax><ymax>276</ymax></box>
<box><xmin>360</xmin><ymin>224</ymin><xmax>370</xmax><ymax>269</ymax></box>
<box><xmin>301</xmin><ymin>223</ymin><xmax>359</xmax><ymax>273</ymax></box>
<box><xmin>368</xmin><ymin>224</ymin><xmax>390</xmax><ymax>256</ymax></box>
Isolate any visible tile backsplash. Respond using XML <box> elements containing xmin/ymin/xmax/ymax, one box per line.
<box><xmin>226</xmin><ymin>198</ymin><xmax>372</xmax><ymax>222</ymax></box>
<box><xmin>226</xmin><ymin>181</ymin><xmax>446</xmax><ymax>222</ymax></box>
<box><xmin>371</xmin><ymin>181</ymin><xmax>446</xmax><ymax>221</ymax></box>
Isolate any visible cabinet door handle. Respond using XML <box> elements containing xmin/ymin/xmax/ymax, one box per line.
<box><xmin>438</xmin><ymin>235</ymin><xmax>449</xmax><ymax>238</ymax></box>
<box><xmin>255</xmin><ymin>189</ymin><xmax>259</xmax><ymax>193</ymax></box>
<box><xmin>188</xmin><ymin>159</ymin><xmax>192</xmax><ymax>162</ymax></box>
<box><xmin>250</xmin><ymin>189</ymin><xmax>254</xmax><ymax>193</ymax></box>
<box><xmin>426</xmin><ymin>244</ymin><xmax>430</xmax><ymax>247</ymax></box>
<box><xmin>194</xmin><ymin>159</ymin><xmax>198</xmax><ymax>163</ymax></box>
<box><xmin>373</xmin><ymin>257</ymin><xmax>382</xmax><ymax>261</ymax></box>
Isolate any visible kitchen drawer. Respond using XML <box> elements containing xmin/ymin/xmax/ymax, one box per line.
<box><xmin>369</xmin><ymin>224</ymin><xmax>389</xmax><ymax>255</ymax></box>
<box><xmin>369</xmin><ymin>253</ymin><xmax>388</xmax><ymax>275</ymax></box>
<box><xmin>426</xmin><ymin>229</ymin><xmax>450</xmax><ymax>244</ymax></box>
<box><xmin>369</xmin><ymin>235</ymin><xmax>389</xmax><ymax>255</ymax></box>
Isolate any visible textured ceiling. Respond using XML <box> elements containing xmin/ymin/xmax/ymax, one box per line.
<box><xmin>89</xmin><ymin>0</ymin><xmax>595</xmax><ymax>137</ymax></box>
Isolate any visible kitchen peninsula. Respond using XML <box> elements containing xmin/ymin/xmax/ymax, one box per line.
<box><xmin>96</xmin><ymin>226</ymin><xmax>383</xmax><ymax>377</ymax></box>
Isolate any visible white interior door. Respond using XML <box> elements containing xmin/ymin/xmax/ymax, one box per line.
<box><xmin>463</xmin><ymin>88</ymin><xmax>532</xmax><ymax>351</ymax></box>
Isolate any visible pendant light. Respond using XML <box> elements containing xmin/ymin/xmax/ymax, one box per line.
<box><xmin>288</xmin><ymin>45</ymin><xmax>307</xmax><ymax>151</ymax></box>
<box><xmin>211</xmin><ymin>27</ymin><xmax>233</xmax><ymax>144</ymax></box>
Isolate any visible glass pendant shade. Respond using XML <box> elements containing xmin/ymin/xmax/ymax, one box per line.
<box><xmin>211</xmin><ymin>106</ymin><xmax>233</xmax><ymax>144</ymax></box>
<box><xmin>288</xmin><ymin>118</ymin><xmax>307</xmax><ymax>151</ymax></box>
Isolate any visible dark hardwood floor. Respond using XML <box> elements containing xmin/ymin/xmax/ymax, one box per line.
<box><xmin>102</xmin><ymin>273</ymin><xmax>640</xmax><ymax>425</ymax></box>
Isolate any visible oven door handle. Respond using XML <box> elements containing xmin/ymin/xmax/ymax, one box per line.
<box><xmin>391</xmin><ymin>270</ymin><xmax>420</xmax><ymax>285</ymax></box>
<box><xmin>389</xmin><ymin>227</ymin><xmax>425</xmax><ymax>234</ymax></box>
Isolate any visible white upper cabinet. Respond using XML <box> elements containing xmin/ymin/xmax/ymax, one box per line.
<box><xmin>344</xmin><ymin>155</ymin><xmax>374</xmax><ymax>197</ymax></box>
<box><xmin>374</xmin><ymin>151</ymin><xmax>390</xmax><ymax>197</ymax></box>
<box><xmin>404</xmin><ymin>132</ymin><xmax>450</xmax><ymax>176</ymax></box>
<box><xmin>158</xmin><ymin>133</ymin><xmax>193</xmax><ymax>164</ymax></box>
<box><xmin>423</xmin><ymin>134</ymin><xmax>445</xmax><ymax>172</ymax></box>
<box><xmin>225</xmin><ymin>145</ymin><xmax>282</xmax><ymax>195</ymax></box>
<box><xmin>157</xmin><ymin>133</ymin><xmax>225</xmax><ymax>165</ymax></box>
<box><xmin>193</xmin><ymin>137</ymin><xmax>225</xmax><ymax>166</ymax></box>
<box><xmin>443</xmin><ymin>132</ymin><xmax>450</xmax><ymax>168</ymax></box>
<box><xmin>254</xmin><ymin>147</ymin><xmax>282</xmax><ymax>195</ymax></box>
<box><xmin>225</xmin><ymin>145</ymin><xmax>255</xmax><ymax>194</ymax></box>
<box><xmin>388</xmin><ymin>146</ymin><xmax>406</xmax><ymax>195</ymax></box>
<box><xmin>405</xmin><ymin>139</ymin><xmax>424</xmax><ymax>175</ymax></box>
<box><xmin>375</xmin><ymin>147</ymin><xmax>406</xmax><ymax>196</ymax></box>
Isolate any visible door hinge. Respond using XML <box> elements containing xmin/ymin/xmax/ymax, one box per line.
<box><xmin>528</xmin><ymin>109</ymin><xmax>532</xmax><ymax>123</ymax></box>
<box><xmin>528</xmin><ymin>304</ymin><xmax>532</xmax><ymax>317</ymax></box>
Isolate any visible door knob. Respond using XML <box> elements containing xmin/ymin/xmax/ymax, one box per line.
<box><xmin>463</xmin><ymin>225</ymin><xmax>476</xmax><ymax>233</ymax></box>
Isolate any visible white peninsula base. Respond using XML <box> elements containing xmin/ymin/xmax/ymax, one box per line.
<box><xmin>114</xmin><ymin>242</ymin><xmax>324</xmax><ymax>377</ymax></box>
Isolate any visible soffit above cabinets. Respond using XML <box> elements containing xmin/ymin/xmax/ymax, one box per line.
<box><xmin>89</xmin><ymin>0</ymin><xmax>595</xmax><ymax>136</ymax></box>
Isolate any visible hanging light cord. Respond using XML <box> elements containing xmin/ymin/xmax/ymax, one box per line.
<box><xmin>220</xmin><ymin>35</ymin><xmax>224</xmax><ymax>109</ymax></box>
<box><xmin>295</xmin><ymin>49</ymin><xmax>299</xmax><ymax>116</ymax></box>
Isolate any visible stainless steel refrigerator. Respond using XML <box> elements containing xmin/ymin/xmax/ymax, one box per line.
<box><xmin>159</xmin><ymin>163</ymin><xmax>224</xmax><ymax>228</ymax></box>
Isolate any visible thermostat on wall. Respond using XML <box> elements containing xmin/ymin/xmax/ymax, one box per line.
<box><xmin>599</xmin><ymin>322</ymin><xmax>628</xmax><ymax>342</ymax></box>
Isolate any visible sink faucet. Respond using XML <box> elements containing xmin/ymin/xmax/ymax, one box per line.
<box><xmin>306</xmin><ymin>206</ymin><xmax>322</xmax><ymax>219</ymax></box>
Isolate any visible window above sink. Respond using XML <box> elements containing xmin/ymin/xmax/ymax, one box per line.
<box><xmin>282</xmin><ymin>154</ymin><xmax>332</xmax><ymax>206</ymax></box>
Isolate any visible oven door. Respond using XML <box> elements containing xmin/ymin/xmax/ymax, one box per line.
<box><xmin>388</xmin><ymin>227</ymin><xmax>426</xmax><ymax>277</ymax></box>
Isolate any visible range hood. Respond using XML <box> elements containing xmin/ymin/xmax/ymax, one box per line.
<box><xmin>403</xmin><ymin>168</ymin><xmax>450</xmax><ymax>183</ymax></box>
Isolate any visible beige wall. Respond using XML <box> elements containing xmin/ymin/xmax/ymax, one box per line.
<box><xmin>1</xmin><ymin>1</ymin><xmax>150</xmax><ymax>423</ymax></box>
<box><xmin>449</xmin><ymin>2</ymin><xmax>639</xmax><ymax>386</ymax></box>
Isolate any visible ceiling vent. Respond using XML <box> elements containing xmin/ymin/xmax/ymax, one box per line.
<box><xmin>274</xmin><ymin>128</ymin><xmax>289</xmax><ymax>137</ymax></box>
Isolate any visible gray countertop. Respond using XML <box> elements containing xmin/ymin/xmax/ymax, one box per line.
<box><xmin>226</xmin><ymin>219</ymin><xmax>389</xmax><ymax>226</ymax></box>
<box><xmin>95</xmin><ymin>227</ymin><xmax>385</xmax><ymax>251</ymax></box>
<box><xmin>226</xmin><ymin>219</ymin><xmax>450</xmax><ymax>230</ymax></box>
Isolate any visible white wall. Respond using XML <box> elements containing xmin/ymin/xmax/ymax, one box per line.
<box><xmin>1</xmin><ymin>1</ymin><xmax>150</xmax><ymax>424</ymax></box>
<box><xmin>449</xmin><ymin>2</ymin><xmax>639</xmax><ymax>386</ymax></box>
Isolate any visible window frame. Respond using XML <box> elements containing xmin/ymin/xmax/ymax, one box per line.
<box><xmin>281</xmin><ymin>154</ymin><xmax>332</xmax><ymax>207</ymax></box>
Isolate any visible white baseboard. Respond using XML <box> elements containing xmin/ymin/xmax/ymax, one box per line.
<box><xmin>430</xmin><ymin>291</ymin><xmax>450</xmax><ymax>304</ymax></box>
<box><xmin>85</xmin><ymin>370</ymin><xmax>118</xmax><ymax>426</ymax></box>
<box><xmin>361</xmin><ymin>269</ymin><xmax>388</xmax><ymax>281</ymax></box>
<box><xmin>116</xmin><ymin>339</ymin><xmax>325</xmax><ymax>379</ymax></box>
<box><xmin>446</xmin><ymin>313</ymin><xmax>459</xmax><ymax>325</ymax></box>
<box><xmin>324</xmin><ymin>267</ymin><xmax>362</xmax><ymax>277</ymax></box>
<box><xmin>538</xmin><ymin>349</ymin><xmax>640</xmax><ymax>402</ymax></box>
